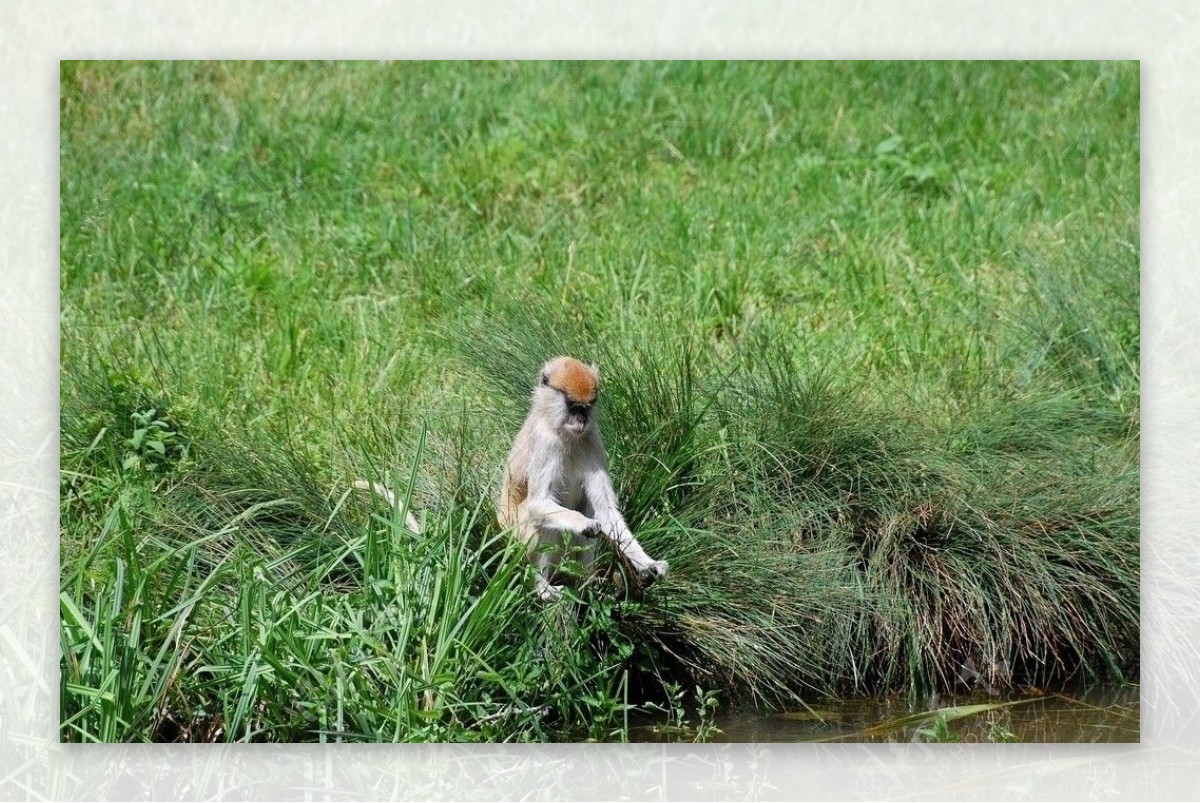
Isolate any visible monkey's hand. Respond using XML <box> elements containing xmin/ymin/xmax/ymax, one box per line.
<box><xmin>580</xmin><ymin>519</ymin><xmax>605</xmax><ymax>540</ymax></box>
<box><xmin>638</xmin><ymin>559</ymin><xmax>669</xmax><ymax>585</ymax></box>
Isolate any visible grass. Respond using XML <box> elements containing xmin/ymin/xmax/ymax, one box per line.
<box><xmin>59</xmin><ymin>60</ymin><xmax>1139</xmax><ymax>742</ymax></box>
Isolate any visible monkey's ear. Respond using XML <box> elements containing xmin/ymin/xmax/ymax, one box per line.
<box><xmin>541</xmin><ymin>373</ymin><xmax>550</xmax><ymax>386</ymax></box>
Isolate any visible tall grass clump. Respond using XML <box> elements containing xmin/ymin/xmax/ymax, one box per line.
<box><xmin>447</xmin><ymin>290</ymin><xmax>1137</xmax><ymax>702</ymax></box>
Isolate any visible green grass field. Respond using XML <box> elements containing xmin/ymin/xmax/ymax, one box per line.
<box><xmin>59</xmin><ymin>61</ymin><xmax>1139</xmax><ymax>742</ymax></box>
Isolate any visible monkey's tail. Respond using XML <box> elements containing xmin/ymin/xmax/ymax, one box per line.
<box><xmin>352</xmin><ymin>479</ymin><xmax>423</xmax><ymax>533</ymax></box>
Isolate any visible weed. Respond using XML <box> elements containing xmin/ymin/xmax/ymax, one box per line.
<box><xmin>122</xmin><ymin>408</ymin><xmax>187</xmax><ymax>473</ymax></box>
<box><xmin>914</xmin><ymin>713</ymin><xmax>962</xmax><ymax>743</ymax></box>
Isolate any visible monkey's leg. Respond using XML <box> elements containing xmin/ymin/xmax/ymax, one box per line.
<box><xmin>574</xmin><ymin>536</ymin><xmax>598</xmax><ymax>575</ymax></box>
<box><xmin>533</xmin><ymin>572</ymin><xmax>564</xmax><ymax>602</ymax></box>
<box><xmin>529</xmin><ymin>527</ymin><xmax>567</xmax><ymax>603</ymax></box>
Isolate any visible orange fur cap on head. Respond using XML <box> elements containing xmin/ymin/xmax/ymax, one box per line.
<box><xmin>541</xmin><ymin>356</ymin><xmax>599</xmax><ymax>404</ymax></box>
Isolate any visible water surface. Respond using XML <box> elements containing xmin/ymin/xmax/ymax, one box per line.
<box><xmin>632</xmin><ymin>685</ymin><xmax>1138</xmax><ymax>743</ymax></box>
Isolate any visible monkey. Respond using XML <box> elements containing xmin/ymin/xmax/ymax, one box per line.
<box><xmin>498</xmin><ymin>356</ymin><xmax>669</xmax><ymax>602</ymax></box>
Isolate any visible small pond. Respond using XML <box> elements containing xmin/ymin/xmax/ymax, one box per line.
<box><xmin>630</xmin><ymin>685</ymin><xmax>1138</xmax><ymax>743</ymax></box>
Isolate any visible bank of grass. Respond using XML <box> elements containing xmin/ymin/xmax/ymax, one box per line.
<box><xmin>60</xmin><ymin>61</ymin><xmax>1138</xmax><ymax>742</ymax></box>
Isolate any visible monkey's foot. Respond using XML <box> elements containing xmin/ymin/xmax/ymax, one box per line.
<box><xmin>638</xmin><ymin>559</ymin><xmax>669</xmax><ymax>585</ymax></box>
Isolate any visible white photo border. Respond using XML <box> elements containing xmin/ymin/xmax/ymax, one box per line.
<box><xmin>4</xmin><ymin>1</ymin><xmax>1195</xmax><ymax>799</ymax></box>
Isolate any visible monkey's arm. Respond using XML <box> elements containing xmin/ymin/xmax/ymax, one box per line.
<box><xmin>519</xmin><ymin>444</ymin><xmax>604</xmax><ymax>536</ymax></box>
<box><xmin>582</xmin><ymin>465</ymin><xmax>666</xmax><ymax>577</ymax></box>
<box><xmin>522</xmin><ymin>495</ymin><xmax>599</xmax><ymax>535</ymax></box>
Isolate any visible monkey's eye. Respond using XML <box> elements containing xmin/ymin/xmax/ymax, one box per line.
<box><xmin>567</xmin><ymin>402</ymin><xmax>592</xmax><ymax>417</ymax></box>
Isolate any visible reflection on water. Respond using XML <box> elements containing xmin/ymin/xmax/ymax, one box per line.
<box><xmin>631</xmin><ymin>685</ymin><xmax>1138</xmax><ymax>743</ymax></box>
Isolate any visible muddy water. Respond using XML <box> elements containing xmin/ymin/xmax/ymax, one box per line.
<box><xmin>632</xmin><ymin>685</ymin><xmax>1139</xmax><ymax>743</ymax></box>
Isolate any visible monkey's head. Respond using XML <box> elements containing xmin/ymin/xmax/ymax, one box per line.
<box><xmin>535</xmin><ymin>356</ymin><xmax>600</xmax><ymax>437</ymax></box>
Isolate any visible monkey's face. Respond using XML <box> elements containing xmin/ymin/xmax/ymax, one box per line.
<box><xmin>562</xmin><ymin>397</ymin><xmax>595</xmax><ymax>435</ymax></box>
<box><xmin>537</xmin><ymin>381</ymin><xmax>596</xmax><ymax>436</ymax></box>
<box><xmin>538</xmin><ymin>356</ymin><xmax>600</xmax><ymax>438</ymax></box>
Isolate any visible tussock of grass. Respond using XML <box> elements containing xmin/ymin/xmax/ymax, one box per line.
<box><xmin>447</xmin><ymin>299</ymin><xmax>1137</xmax><ymax>703</ymax></box>
<box><xmin>61</xmin><ymin>61</ymin><xmax>1138</xmax><ymax>741</ymax></box>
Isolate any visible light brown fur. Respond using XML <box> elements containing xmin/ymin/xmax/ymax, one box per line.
<box><xmin>547</xmin><ymin>358</ymin><xmax>598</xmax><ymax>405</ymax></box>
